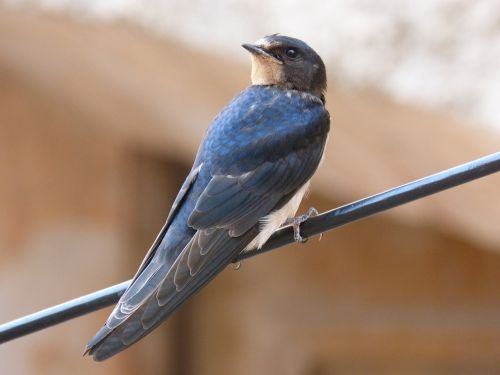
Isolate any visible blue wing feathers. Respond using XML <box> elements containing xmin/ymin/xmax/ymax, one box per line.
<box><xmin>86</xmin><ymin>86</ymin><xmax>329</xmax><ymax>360</ymax></box>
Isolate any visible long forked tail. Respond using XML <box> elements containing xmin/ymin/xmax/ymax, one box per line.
<box><xmin>85</xmin><ymin>228</ymin><xmax>257</xmax><ymax>361</ymax></box>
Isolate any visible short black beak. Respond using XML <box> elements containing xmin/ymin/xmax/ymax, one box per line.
<box><xmin>242</xmin><ymin>43</ymin><xmax>282</xmax><ymax>64</ymax></box>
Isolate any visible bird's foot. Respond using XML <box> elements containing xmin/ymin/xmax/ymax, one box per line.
<box><xmin>231</xmin><ymin>261</ymin><xmax>242</xmax><ymax>270</ymax></box>
<box><xmin>285</xmin><ymin>207</ymin><xmax>319</xmax><ymax>243</ymax></box>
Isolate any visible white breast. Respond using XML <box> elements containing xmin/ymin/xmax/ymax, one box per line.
<box><xmin>245</xmin><ymin>181</ymin><xmax>310</xmax><ymax>251</ymax></box>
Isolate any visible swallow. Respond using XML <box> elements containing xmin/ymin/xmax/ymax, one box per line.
<box><xmin>85</xmin><ymin>34</ymin><xmax>330</xmax><ymax>361</ymax></box>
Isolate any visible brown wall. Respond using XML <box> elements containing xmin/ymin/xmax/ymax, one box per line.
<box><xmin>0</xmin><ymin>63</ymin><xmax>187</xmax><ymax>374</ymax></box>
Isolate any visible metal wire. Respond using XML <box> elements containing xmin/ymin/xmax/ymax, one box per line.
<box><xmin>0</xmin><ymin>152</ymin><xmax>499</xmax><ymax>344</ymax></box>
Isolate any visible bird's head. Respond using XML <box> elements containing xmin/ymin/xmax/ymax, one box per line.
<box><xmin>242</xmin><ymin>34</ymin><xmax>327</xmax><ymax>101</ymax></box>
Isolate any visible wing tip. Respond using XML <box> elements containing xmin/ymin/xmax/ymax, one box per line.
<box><xmin>83</xmin><ymin>324</ymin><xmax>116</xmax><ymax>361</ymax></box>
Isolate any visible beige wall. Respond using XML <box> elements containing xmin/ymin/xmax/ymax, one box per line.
<box><xmin>0</xmin><ymin>65</ymin><xmax>180</xmax><ymax>374</ymax></box>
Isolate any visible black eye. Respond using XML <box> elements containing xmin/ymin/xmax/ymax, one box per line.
<box><xmin>286</xmin><ymin>48</ymin><xmax>297</xmax><ymax>58</ymax></box>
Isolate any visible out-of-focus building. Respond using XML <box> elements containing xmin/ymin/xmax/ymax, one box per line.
<box><xmin>0</xmin><ymin>6</ymin><xmax>499</xmax><ymax>375</ymax></box>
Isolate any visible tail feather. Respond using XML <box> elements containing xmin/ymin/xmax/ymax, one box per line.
<box><xmin>85</xmin><ymin>227</ymin><xmax>258</xmax><ymax>361</ymax></box>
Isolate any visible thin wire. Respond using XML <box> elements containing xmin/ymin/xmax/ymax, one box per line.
<box><xmin>0</xmin><ymin>152</ymin><xmax>499</xmax><ymax>344</ymax></box>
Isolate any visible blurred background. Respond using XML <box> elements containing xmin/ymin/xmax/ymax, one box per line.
<box><xmin>0</xmin><ymin>1</ymin><xmax>499</xmax><ymax>374</ymax></box>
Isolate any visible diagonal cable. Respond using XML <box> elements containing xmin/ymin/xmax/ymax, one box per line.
<box><xmin>0</xmin><ymin>152</ymin><xmax>498</xmax><ymax>344</ymax></box>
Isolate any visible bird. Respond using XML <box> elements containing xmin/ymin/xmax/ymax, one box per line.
<box><xmin>85</xmin><ymin>34</ymin><xmax>330</xmax><ymax>361</ymax></box>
